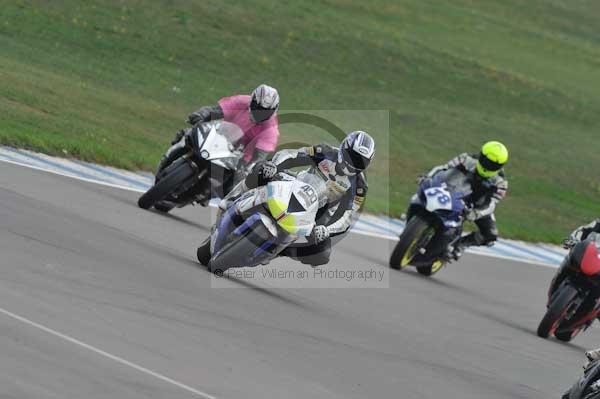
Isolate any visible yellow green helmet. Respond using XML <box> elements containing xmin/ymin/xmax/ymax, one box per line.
<box><xmin>476</xmin><ymin>141</ymin><xmax>508</xmax><ymax>178</ymax></box>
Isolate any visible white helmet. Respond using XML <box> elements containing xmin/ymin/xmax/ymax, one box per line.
<box><xmin>250</xmin><ymin>84</ymin><xmax>280</xmax><ymax>123</ymax></box>
<box><xmin>337</xmin><ymin>131</ymin><xmax>376</xmax><ymax>175</ymax></box>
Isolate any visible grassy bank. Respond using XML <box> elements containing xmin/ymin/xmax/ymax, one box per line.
<box><xmin>1</xmin><ymin>0</ymin><xmax>599</xmax><ymax>242</ymax></box>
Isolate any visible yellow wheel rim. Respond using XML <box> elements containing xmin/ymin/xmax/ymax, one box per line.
<box><xmin>431</xmin><ymin>260</ymin><xmax>444</xmax><ymax>274</ymax></box>
<box><xmin>400</xmin><ymin>237</ymin><xmax>419</xmax><ymax>267</ymax></box>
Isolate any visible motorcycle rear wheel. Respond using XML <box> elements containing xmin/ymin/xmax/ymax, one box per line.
<box><xmin>416</xmin><ymin>260</ymin><xmax>445</xmax><ymax>276</ymax></box>
<box><xmin>555</xmin><ymin>329</ymin><xmax>576</xmax><ymax>342</ymax></box>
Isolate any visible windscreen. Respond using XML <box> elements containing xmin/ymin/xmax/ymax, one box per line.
<box><xmin>297</xmin><ymin>171</ymin><xmax>328</xmax><ymax>208</ymax></box>
<box><xmin>589</xmin><ymin>232</ymin><xmax>600</xmax><ymax>249</ymax></box>
<box><xmin>433</xmin><ymin>169</ymin><xmax>472</xmax><ymax>196</ymax></box>
<box><xmin>214</xmin><ymin>121</ymin><xmax>244</xmax><ymax>145</ymax></box>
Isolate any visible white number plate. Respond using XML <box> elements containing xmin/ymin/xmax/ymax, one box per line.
<box><xmin>424</xmin><ymin>187</ymin><xmax>453</xmax><ymax>212</ymax></box>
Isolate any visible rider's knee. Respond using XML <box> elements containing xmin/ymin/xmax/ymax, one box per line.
<box><xmin>288</xmin><ymin>239</ymin><xmax>331</xmax><ymax>266</ymax></box>
<box><xmin>301</xmin><ymin>250</ymin><xmax>330</xmax><ymax>267</ymax></box>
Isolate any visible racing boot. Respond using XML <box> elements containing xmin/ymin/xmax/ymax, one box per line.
<box><xmin>446</xmin><ymin>231</ymin><xmax>488</xmax><ymax>261</ymax></box>
<box><xmin>457</xmin><ymin>231</ymin><xmax>484</xmax><ymax>248</ymax></box>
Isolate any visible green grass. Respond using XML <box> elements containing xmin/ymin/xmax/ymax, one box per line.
<box><xmin>1</xmin><ymin>0</ymin><xmax>599</xmax><ymax>243</ymax></box>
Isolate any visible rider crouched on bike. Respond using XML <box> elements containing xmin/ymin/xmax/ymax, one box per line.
<box><xmin>157</xmin><ymin>84</ymin><xmax>280</xmax><ymax>177</ymax></box>
<box><xmin>209</xmin><ymin>131</ymin><xmax>376</xmax><ymax>267</ymax></box>
<box><xmin>549</xmin><ymin>219</ymin><xmax>600</xmax><ymax>298</ymax></box>
<box><xmin>413</xmin><ymin>141</ymin><xmax>509</xmax><ymax>260</ymax></box>
<box><xmin>565</xmin><ymin>219</ymin><xmax>600</xmax><ymax>247</ymax></box>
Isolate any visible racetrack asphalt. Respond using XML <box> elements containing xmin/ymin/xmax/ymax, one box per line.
<box><xmin>1</xmin><ymin>161</ymin><xmax>598</xmax><ymax>399</ymax></box>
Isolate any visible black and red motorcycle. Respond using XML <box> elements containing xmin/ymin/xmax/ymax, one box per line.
<box><xmin>537</xmin><ymin>233</ymin><xmax>600</xmax><ymax>342</ymax></box>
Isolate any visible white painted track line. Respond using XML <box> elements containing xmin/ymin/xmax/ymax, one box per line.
<box><xmin>0</xmin><ymin>306</ymin><xmax>217</xmax><ymax>399</ymax></box>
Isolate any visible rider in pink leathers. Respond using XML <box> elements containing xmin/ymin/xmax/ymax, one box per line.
<box><xmin>157</xmin><ymin>84</ymin><xmax>280</xmax><ymax>176</ymax></box>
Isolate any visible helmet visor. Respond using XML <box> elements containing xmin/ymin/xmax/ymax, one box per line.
<box><xmin>342</xmin><ymin>148</ymin><xmax>370</xmax><ymax>172</ymax></box>
<box><xmin>478</xmin><ymin>152</ymin><xmax>504</xmax><ymax>172</ymax></box>
<box><xmin>250</xmin><ymin>98</ymin><xmax>276</xmax><ymax>122</ymax></box>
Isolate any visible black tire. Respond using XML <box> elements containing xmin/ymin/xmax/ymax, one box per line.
<box><xmin>196</xmin><ymin>237</ymin><xmax>211</xmax><ymax>266</ymax></box>
<box><xmin>154</xmin><ymin>201</ymin><xmax>175</xmax><ymax>213</ymax></box>
<box><xmin>389</xmin><ymin>215</ymin><xmax>436</xmax><ymax>270</ymax></box>
<box><xmin>416</xmin><ymin>260</ymin><xmax>445</xmax><ymax>277</ymax></box>
<box><xmin>138</xmin><ymin>160</ymin><xmax>196</xmax><ymax>210</ymax></box>
<box><xmin>209</xmin><ymin>223</ymin><xmax>272</xmax><ymax>274</ymax></box>
<box><xmin>555</xmin><ymin>330</ymin><xmax>574</xmax><ymax>342</ymax></box>
<box><xmin>537</xmin><ymin>284</ymin><xmax>579</xmax><ymax>338</ymax></box>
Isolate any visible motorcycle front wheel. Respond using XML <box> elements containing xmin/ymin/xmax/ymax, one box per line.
<box><xmin>209</xmin><ymin>221</ymin><xmax>274</xmax><ymax>274</ymax></box>
<box><xmin>537</xmin><ymin>284</ymin><xmax>579</xmax><ymax>339</ymax></box>
<box><xmin>138</xmin><ymin>159</ymin><xmax>197</xmax><ymax>210</ymax></box>
<box><xmin>389</xmin><ymin>215</ymin><xmax>436</xmax><ymax>270</ymax></box>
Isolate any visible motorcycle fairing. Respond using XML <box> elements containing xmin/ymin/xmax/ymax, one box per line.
<box><xmin>417</xmin><ymin>177</ymin><xmax>468</xmax><ymax>229</ymax></box>
<box><xmin>196</xmin><ymin>122</ymin><xmax>243</xmax><ymax>169</ymax></box>
<box><xmin>582</xmin><ymin>244</ymin><xmax>600</xmax><ymax>277</ymax></box>
<box><xmin>266</xmin><ymin>179</ymin><xmax>319</xmax><ymax>237</ymax></box>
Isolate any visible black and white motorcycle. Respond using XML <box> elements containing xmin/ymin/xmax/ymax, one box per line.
<box><xmin>562</xmin><ymin>355</ymin><xmax>600</xmax><ymax>399</ymax></box>
<box><xmin>138</xmin><ymin>121</ymin><xmax>243</xmax><ymax>212</ymax></box>
<box><xmin>197</xmin><ymin>171</ymin><xmax>326</xmax><ymax>274</ymax></box>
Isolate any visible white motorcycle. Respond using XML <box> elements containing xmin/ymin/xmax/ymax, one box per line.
<box><xmin>197</xmin><ymin>171</ymin><xmax>327</xmax><ymax>273</ymax></box>
<box><xmin>138</xmin><ymin>121</ymin><xmax>244</xmax><ymax>212</ymax></box>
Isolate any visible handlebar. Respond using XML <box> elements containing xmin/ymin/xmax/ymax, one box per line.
<box><xmin>562</xmin><ymin>238</ymin><xmax>577</xmax><ymax>249</ymax></box>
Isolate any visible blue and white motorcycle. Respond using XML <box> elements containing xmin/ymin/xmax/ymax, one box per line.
<box><xmin>389</xmin><ymin>169</ymin><xmax>472</xmax><ymax>276</ymax></box>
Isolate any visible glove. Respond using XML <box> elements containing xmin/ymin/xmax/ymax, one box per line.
<box><xmin>310</xmin><ymin>225</ymin><xmax>330</xmax><ymax>244</ymax></box>
<box><xmin>584</xmin><ymin>348</ymin><xmax>600</xmax><ymax>370</ymax></box>
<box><xmin>562</xmin><ymin>237</ymin><xmax>577</xmax><ymax>249</ymax></box>
<box><xmin>187</xmin><ymin>107</ymin><xmax>212</xmax><ymax>125</ymax></box>
<box><xmin>570</xmin><ymin>227</ymin><xmax>585</xmax><ymax>242</ymax></box>
<box><xmin>170</xmin><ymin>129</ymin><xmax>187</xmax><ymax>145</ymax></box>
<box><xmin>416</xmin><ymin>175</ymin><xmax>427</xmax><ymax>184</ymax></box>
<box><xmin>465</xmin><ymin>209</ymin><xmax>479</xmax><ymax>222</ymax></box>
<box><xmin>254</xmin><ymin>161</ymin><xmax>277</xmax><ymax>180</ymax></box>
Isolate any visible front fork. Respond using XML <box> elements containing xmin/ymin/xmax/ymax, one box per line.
<box><xmin>406</xmin><ymin>203</ymin><xmax>461</xmax><ymax>258</ymax></box>
<box><xmin>548</xmin><ymin>256</ymin><xmax>570</xmax><ymax>305</ymax></box>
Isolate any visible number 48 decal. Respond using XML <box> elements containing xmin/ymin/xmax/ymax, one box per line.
<box><xmin>425</xmin><ymin>188</ymin><xmax>451</xmax><ymax>206</ymax></box>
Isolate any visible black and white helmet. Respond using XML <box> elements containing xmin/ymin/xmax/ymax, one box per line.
<box><xmin>250</xmin><ymin>84</ymin><xmax>280</xmax><ymax>123</ymax></box>
<box><xmin>337</xmin><ymin>131</ymin><xmax>375</xmax><ymax>175</ymax></box>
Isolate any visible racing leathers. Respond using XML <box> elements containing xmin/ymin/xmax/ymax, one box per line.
<box><xmin>417</xmin><ymin>153</ymin><xmax>508</xmax><ymax>257</ymax></box>
<box><xmin>229</xmin><ymin>143</ymin><xmax>368</xmax><ymax>266</ymax></box>
<box><xmin>566</xmin><ymin>219</ymin><xmax>600</xmax><ymax>246</ymax></box>
<box><xmin>158</xmin><ymin>95</ymin><xmax>279</xmax><ymax>177</ymax></box>
<box><xmin>157</xmin><ymin>104</ymin><xmax>224</xmax><ymax>173</ymax></box>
